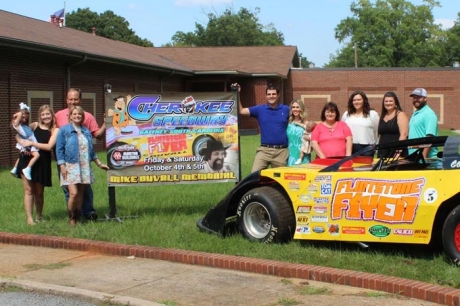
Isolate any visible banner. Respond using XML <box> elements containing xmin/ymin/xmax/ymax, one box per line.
<box><xmin>105</xmin><ymin>92</ymin><xmax>240</xmax><ymax>186</ymax></box>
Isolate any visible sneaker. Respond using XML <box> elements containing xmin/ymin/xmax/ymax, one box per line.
<box><xmin>84</xmin><ymin>212</ymin><xmax>98</xmax><ymax>221</ymax></box>
<box><xmin>22</xmin><ymin>167</ymin><xmax>32</xmax><ymax>180</ymax></box>
<box><xmin>10</xmin><ymin>167</ymin><xmax>18</xmax><ymax>178</ymax></box>
<box><xmin>295</xmin><ymin>158</ymin><xmax>302</xmax><ymax>165</ymax></box>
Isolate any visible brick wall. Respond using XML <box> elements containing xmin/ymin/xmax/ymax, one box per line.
<box><xmin>0</xmin><ymin>46</ymin><xmax>185</xmax><ymax>167</ymax></box>
<box><xmin>290</xmin><ymin>68</ymin><xmax>460</xmax><ymax>129</ymax></box>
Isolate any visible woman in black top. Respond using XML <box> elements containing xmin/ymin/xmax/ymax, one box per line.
<box><xmin>377</xmin><ymin>92</ymin><xmax>409</xmax><ymax>158</ymax></box>
<box><xmin>16</xmin><ymin>105</ymin><xmax>59</xmax><ymax>224</ymax></box>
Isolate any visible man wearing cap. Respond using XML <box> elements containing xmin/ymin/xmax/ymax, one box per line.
<box><xmin>199</xmin><ymin>139</ymin><xmax>233</xmax><ymax>173</ymax></box>
<box><xmin>232</xmin><ymin>83</ymin><xmax>289</xmax><ymax>172</ymax></box>
<box><xmin>408</xmin><ymin>88</ymin><xmax>438</xmax><ymax>158</ymax></box>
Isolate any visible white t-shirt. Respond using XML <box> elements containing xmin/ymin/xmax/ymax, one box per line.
<box><xmin>342</xmin><ymin>110</ymin><xmax>379</xmax><ymax>145</ymax></box>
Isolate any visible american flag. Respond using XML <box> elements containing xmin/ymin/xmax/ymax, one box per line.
<box><xmin>52</xmin><ymin>8</ymin><xmax>65</xmax><ymax>18</ymax></box>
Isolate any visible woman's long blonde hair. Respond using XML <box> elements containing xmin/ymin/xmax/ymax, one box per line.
<box><xmin>37</xmin><ymin>104</ymin><xmax>56</xmax><ymax>132</ymax></box>
<box><xmin>288</xmin><ymin>98</ymin><xmax>307</xmax><ymax>123</ymax></box>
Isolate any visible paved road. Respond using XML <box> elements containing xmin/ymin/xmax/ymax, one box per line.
<box><xmin>0</xmin><ymin>292</ymin><xmax>95</xmax><ymax>306</ymax></box>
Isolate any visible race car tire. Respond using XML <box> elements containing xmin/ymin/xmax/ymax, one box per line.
<box><xmin>237</xmin><ymin>186</ymin><xmax>295</xmax><ymax>243</ymax></box>
<box><xmin>107</xmin><ymin>141</ymin><xmax>129</xmax><ymax>170</ymax></box>
<box><xmin>442</xmin><ymin>205</ymin><xmax>460</xmax><ymax>264</ymax></box>
<box><xmin>192</xmin><ymin>134</ymin><xmax>215</xmax><ymax>156</ymax></box>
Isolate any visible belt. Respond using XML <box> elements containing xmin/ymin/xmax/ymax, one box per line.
<box><xmin>261</xmin><ymin>144</ymin><xmax>288</xmax><ymax>149</ymax></box>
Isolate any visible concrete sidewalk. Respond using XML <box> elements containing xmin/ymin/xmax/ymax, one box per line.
<box><xmin>0</xmin><ymin>233</ymin><xmax>457</xmax><ymax>306</ymax></box>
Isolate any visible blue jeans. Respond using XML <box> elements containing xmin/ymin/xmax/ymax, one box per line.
<box><xmin>62</xmin><ymin>185</ymin><xmax>96</xmax><ymax>216</ymax></box>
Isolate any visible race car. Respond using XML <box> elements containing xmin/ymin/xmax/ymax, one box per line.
<box><xmin>197</xmin><ymin>136</ymin><xmax>460</xmax><ymax>263</ymax></box>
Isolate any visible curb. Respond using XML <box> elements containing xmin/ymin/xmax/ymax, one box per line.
<box><xmin>1</xmin><ymin>232</ymin><xmax>459</xmax><ymax>305</ymax></box>
<box><xmin>0</xmin><ymin>279</ymin><xmax>162</xmax><ymax>306</ymax></box>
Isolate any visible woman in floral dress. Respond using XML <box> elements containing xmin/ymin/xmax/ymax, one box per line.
<box><xmin>56</xmin><ymin>106</ymin><xmax>109</xmax><ymax>225</ymax></box>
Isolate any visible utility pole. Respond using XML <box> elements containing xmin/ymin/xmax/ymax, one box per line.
<box><xmin>354</xmin><ymin>43</ymin><xmax>358</xmax><ymax>68</ymax></box>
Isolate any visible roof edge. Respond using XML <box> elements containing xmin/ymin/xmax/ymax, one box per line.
<box><xmin>0</xmin><ymin>38</ymin><xmax>194</xmax><ymax>75</ymax></box>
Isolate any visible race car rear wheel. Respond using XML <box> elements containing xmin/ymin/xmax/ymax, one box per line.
<box><xmin>442</xmin><ymin>205</ymin><xmax>460</xmax><ymax>264</ymax></box>
<box><xmin>237</xmin><ymin>186</ymin><xmax>295</xmax><ymax>243</ymax></box>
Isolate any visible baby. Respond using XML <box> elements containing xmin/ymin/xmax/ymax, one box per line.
<box><xmin>295</xmin><ymin>121</ymin><xmax>316</xmax><ymax>165</ymax></box>
<box><xmin>10</xmin><ymin>102</ymin><xmax>40</xmax><ymax>180</ymax></box>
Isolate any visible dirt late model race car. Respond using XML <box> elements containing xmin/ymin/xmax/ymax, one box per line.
<box><xmin>197</xmin><ymin>136</ymin><xmax>460</xmax><ymax>262</ymax></box>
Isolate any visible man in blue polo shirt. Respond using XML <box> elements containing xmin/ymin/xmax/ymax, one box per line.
<box><xmin>234</xmin><ymin>83</ymin><xmax>289</xmax><ymax>172</ymax></box>
<box><xmin>408</xmin><ymin>88</ymin><xmax>438</xmax><ymax>158</ymax></box>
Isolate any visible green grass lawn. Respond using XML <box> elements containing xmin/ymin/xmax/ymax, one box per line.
<box><xmin>1</xmin><ymin>131</ymin><xmax>460</xmax><ymax>289</ymax></box>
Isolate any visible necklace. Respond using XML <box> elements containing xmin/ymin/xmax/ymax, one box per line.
<box><xmin>324</xmin><ymin>121</ymin><xmax>337</xmax><ymax>135</ymax></box>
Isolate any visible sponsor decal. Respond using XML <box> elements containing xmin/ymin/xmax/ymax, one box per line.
<box><xmin>311</xmin><ymin>215</ymin><xmax>328</xmax><ymax>223</ymax></box>
<box><xmin>297</xmin><ymin>216</ymin><xmax>309</xmax><ymax>224</ymax></box>
<box><xmin>450</xmin><ymin>160</ymin><xmax>460</xmax><ymax>168</ymax></box>
<box><xmin>296</xmin><ymin>226</ymin><xmax>311</xmax><ymax>234</ymax></box>
<box><xmin>369</xmin><ymin>225</ymin><xmax>391</xmax><ymax>238</ymax></box>
<box><xmin>314</xmin><ymin>175</ymin><xmax>332</xmax><ymax>183</ymax></box>
<box><xmin>313</xmin><ymin>226</ymin><xmax>325</xmax><ymax>233</ymax></box>
<box><xmin>314</xmin><ymin>197</ymin><xmax>330</xmax><ymax>204</ymax></box>
<box><xmin>342</xmin><ymin>226</ymin><xmax>365</xmax><ymax>234</ymax></box>
<box><xmin>284</xmin><ymin>173</ymin><xmax>306</xmax><ymax>180</ymax></box>
<box><xmin>424</xmin><ymin>188</ymin><xmax>437</xmax><ymax>204</ymax></box>
<box><xmin>308</xmin><ymin>184</ymin><xmax>318</xmax><ymax>193</ymax></box>
<box><xmin>328</xmin><ymin>224</ymin><xmax>339</xmax><ymax>236</ymax></box>
<box><xmin>299</xmin><ymin>194</ymin><xmax>312</xmax><ymax>203</ymax></box>
<box><xmin>296</xmin><ymin>206</ymin><xmax>312</xmax><ymax>214</ymax></box>
<box><xmin>321</xmin><ymin>183</ymin><xmax>332</xmax><ymax>195</ymax></box>
<box><xmin>414</xmin><ymin>229</ymin><xmax>430</xmax><ymax>238</ymax></box>
<box><xmin>332</xmin><ymin>178</ymin><xmax>425</xmax><ymax>223</ymax></box>
<box><xmin>109</xmin><ymin>145</ymin><xmax>141</xmax><ymax>168</ymax></box>
<box><xmin>393</xmin><ymin>229</ymin><xmax>413</xmax><ymax>236</ymax></box>
<box><xmin>289</xmin><ymin>181</ymin><xmax>301</xmax><ymax>191</ymax></box>
<box><xmin>313</xmin><ymin>205</ymin><xmax>328</xmax><ymax>214</ymax></box>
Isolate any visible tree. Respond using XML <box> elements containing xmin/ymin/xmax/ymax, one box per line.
<box><xmin>169</xmin><ymin>7</ymin><xmax>284</xmax><ymax>47</ymax></box>
<box><xmin>65</xmin><ymin>8</ymin><xmax>153</xmax><ymax>47</ymax></box>
<box><xmin>443</xmin><ymin>13</ymin><xmax>460</xmax><ymax>67</ymax></box>
<box><xmin>298</xmin><ymin>53</ymin><xmax>311</xmax><ymax>68</ymax></box>
<box><xmin>167</xmin><ymin>7</ymin><xmax>310</xmax><ymax>68</ymax></box>
<box><xmin>326</xmin><ymin>0</ymin><xmax>446</xmax><ymax>67</ymax></box>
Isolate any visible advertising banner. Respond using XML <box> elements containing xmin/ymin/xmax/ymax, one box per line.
<box><xmin>105</xmin><ymin>92</ymin><xmax>239</xmax><ymax>186</ymax></box>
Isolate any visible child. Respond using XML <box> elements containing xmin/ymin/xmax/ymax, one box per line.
<box><xmin>295</xmin><ymin>121</ymin><xmax>316</xmax><ymax>165</ymax></box>
<box><xmin>11</xmin><ymin>102</ymin><xmax>40</xmax><ymax>180</ymax></box>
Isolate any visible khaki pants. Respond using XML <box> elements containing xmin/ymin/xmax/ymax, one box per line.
<box><xmin>251</xmin><ymin>146</ymin><xmax>289</xmax><ymax>173</ymax></box>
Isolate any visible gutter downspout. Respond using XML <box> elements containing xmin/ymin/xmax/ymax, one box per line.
<box><xmin>159</xmin><ymin>70</ymin><xmax>175</xmax><ymax>93</ymax></box>
<box><xmin>7</xmin><ymin>72</ymin><xmax>12</xmax><ymax>164</ymax></box>
<box><xmin>66</xmin><ymin>55</ymin><xmax>88</xmax><ymax>90</ymax></box>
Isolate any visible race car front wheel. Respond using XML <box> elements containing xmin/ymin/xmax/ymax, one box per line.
<box><xmin>236</xmin><ymin>186</ymin><xmax>295</xmax><ymax>243</ymax></box>
<box><xmin>442</xmin><ymin>205</ymin><xmax>460</xmax><ymax>265</ymax></box>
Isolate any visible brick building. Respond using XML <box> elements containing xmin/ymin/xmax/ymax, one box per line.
<box><xmin>1</xmin><ymin>10</ymin><xmax>459</xmax><ymax>167</ymax></box>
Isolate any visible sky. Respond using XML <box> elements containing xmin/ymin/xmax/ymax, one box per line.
<box><xmin>1</xmin><ymin>0</ymin><xmax>458</xmax><ymax>67</ymax></box>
